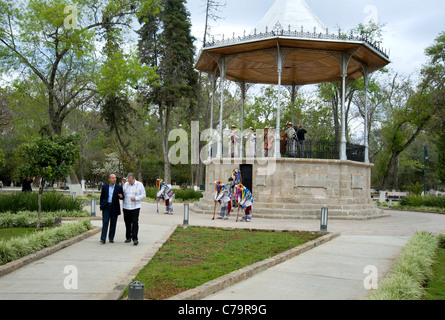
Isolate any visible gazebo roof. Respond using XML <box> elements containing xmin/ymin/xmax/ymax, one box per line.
<box><xmin>195</xmin><ymin>0</ymin><xmax>390</xmax><ymax>85</ymax></box>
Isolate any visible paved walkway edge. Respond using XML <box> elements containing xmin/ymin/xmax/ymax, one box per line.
<box><xmin>167</xmin><ymin>232</ymin><xmax>341</xmax><ymax>300</ymax></box>
<box><xmin>0</xmin><ymin>226</ymin><xmax>101</xmax><ymax>278</ymax></box>
<box><xmin>112</xmin><ymin>224</ymin><xmax>179</xmax><ymax>300</ymax></box>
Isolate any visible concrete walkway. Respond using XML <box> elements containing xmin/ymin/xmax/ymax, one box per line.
<box><xmin>0</xmin><ymin>202</ymin><xmax>444</xmax><ymax>300</ymax></box>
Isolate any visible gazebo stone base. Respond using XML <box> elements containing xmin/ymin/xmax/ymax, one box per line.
<box><xmin>190</xmin><ymin>158</ymin><xmax>387</xmax><ymax>221</ymax></box>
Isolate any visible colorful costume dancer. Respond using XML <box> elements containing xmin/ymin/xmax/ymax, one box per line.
<box><xmin>229</xmin><ymin>169</ymin><xmax>242</xmax><ymax>208</ymax></box>
<box><xmin>235</xmin><ymin>184</ymin><xmax>254</xmax><ymax>222</ymax></box>
<box><xmin>156</xmin><ymin>179</ymin><xmax>175</xmax><ymax>215</ymax></box>
<box><xmin>214</xmin><ymin>181</ymin><xmax>232</xmax><ymax>220</ymax></box>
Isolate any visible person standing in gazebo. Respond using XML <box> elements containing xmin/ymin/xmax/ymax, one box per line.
<box><xmin>245</xmin><ymin>127</ymin><xmax>256</xmax><ymax>158</ymax></box>
<box><xmin>261</xmin><ymin>126</ymin><xmax>269</xmax><ymax>157</ymax></box>
<box><xmin>285</xmin><ymin>122</ymin><xmax>297</xmax><ymax>157</ymax></box>
<box><xmin>267</xmin><ymin>127</ymin><xmax>276</xmax><ymax>158</ymax></box>
<box><xmin>229</xmin><ymin>125</ymin><xmax>240</xmax><ymax>158</ymax></box>
<box><xmin>296</xmin><ymin>124</ymin><xmax>307</xmax><ymax>157</ymax></box>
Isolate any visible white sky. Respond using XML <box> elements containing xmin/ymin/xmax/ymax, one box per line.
<box><xmin>186</xmin><ymin>0</ymin><xmax>445</xmax><ymax>77</ymax></box>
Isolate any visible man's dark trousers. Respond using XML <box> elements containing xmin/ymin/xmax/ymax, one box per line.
<box><xmin>101</xmin><ymin>206</ymin><xmax>118</xmax><ymax>242</ymax></box>
<box><xmin>99</xmin><ymin>183</ymin><xmax>124</xmax><ymax>243</ymax></box>
<box><xmin>123</xmin><ymin>208</ymin><xmax>140</xmax><ymax>241</ymax></box>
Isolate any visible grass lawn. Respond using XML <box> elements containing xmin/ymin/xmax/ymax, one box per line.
<box><xmin>424</xmin><ymin>248</ymin><xmax>445</xmax><ymax>300</ymax></box>
<box><xmin>0</xmin><ymin>228</ymin><xmax>38</xmax><ymax>241</ymax></box>
<box><xmin>122</xmin><ymin>226</ymin><xmax>321</xmax><ymax>300</ymax></box>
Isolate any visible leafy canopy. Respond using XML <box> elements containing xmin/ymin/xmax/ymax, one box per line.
<box><xmin>20</xmin><ymin>135</ymin><xmax>80</xmax><ymax>182</ymax></box>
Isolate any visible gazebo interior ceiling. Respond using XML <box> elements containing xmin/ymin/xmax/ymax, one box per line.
<box><xmin>195</xmin><ymin>37</ymin><xmax>390</xmax><ymax>85</ymax></box>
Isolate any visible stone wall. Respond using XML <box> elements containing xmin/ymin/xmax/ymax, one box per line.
<box><xmin>190</xmin><ymin>158</ymin><xmax>386</xmax><ymax>220</ymax></box>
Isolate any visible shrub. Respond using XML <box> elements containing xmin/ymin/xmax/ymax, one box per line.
<box><xmin>368</xmin><ymin>232</ymin><xmax>438</xmax><ymax>300</ymax></box>
<box><xmin>400</xmin><ymin>195</ymin><xmax>424</xmax><ymax>207</ymax></box>
<box><xmin>400</xmin><ymin>195</ymin><xmax>445</xmax><ymax>209</ymax></box>
<box><xmin>0</xmin><ymin>211</ymin><xmax>88</xmax><ymax>229</ymax></box>
<box><xmin>423</xmin><ymin>197</ymin><xmax>445</xmax><ymax>209</ymax></box>
<box><xmin>0</xmin><ymin>219</ymin><xmax>93</xmax><ymax>265</ymax></box>
<box><xmin>145</xmin><ymin>188</ymin><xmax>203</xmax><ymax>201</ymax></box>
<box><xmin>0</xmin><ymin>192</ymin><xmax>82</xmax><ymax>213</ymax></box>
<box><xmin>438</xmin><ymin>234</ymin><xmax>445</xmax><ymax>249</ymax></box>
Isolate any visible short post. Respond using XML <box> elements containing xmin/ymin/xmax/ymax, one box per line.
<box><xmin>183</xmin><ymin>203</ymin><xmax>190</xmax><ymax>226</ymax></box>
<box><xmin>389</xmin><ymin>198</ymin><xmax>392</xmax><ymax>208</ymax></box>
<box><xmin>320</xmin><ymin>206</ymin><xmax>328</xmax><ymax>233</ymax></box>
<box><xmin>128</xmin><ymin>281</ymin><xmax>144</xmax><ymax>300</ymax></box>
<box><xmin>72</xmin><ymin>192</ymin><xmax>76</xmax><ymax>201</ymax></box>
<box><xmin>91</xmin><ymin>197</ymin><xmax>96</xmax><ymax>217</ymax></box>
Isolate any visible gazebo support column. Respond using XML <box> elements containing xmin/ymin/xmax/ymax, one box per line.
<box><xmin>274</xmin><ymin>43</ymin><xmax>283</xmax><ymax>158</ymax></box>
<box><xmin>217</xmin><ymin>57</ymin><xmax>226</xmax><ymax>159</ymax></box>
<box><xmin>239</xmin><ymin>80</ymin><xmax>246</xmax><ymax>158</ymax></box>
<box><xmin>362</xmin><ymin>65</ymin><xmax>370</xmax><ymax>164</ymax></box>
<box><xmin>208</xmin><ymin>72</ymin><xmax>217</xmax><ymax>161</ymax></box>
<box><xmin>340</xmin><ymin>53</ymin><xmax>352</xmax><ymax>161</ymax></box>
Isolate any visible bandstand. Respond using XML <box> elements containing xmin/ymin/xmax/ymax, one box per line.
<box><xmin>190</xmin><ymin>0</ymin><xmax>391</xmax><ymax>220</ymax></box>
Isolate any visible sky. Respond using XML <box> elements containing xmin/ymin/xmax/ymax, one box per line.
<box><xmin>186</xmin><ymin>0</ymin><xmax>445</xmax><ymax>78</ymax></box>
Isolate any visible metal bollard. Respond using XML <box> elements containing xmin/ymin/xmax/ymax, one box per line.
<box><xmin>128</xmin><ymin>281</ymin><xmax>144</xmax><ymax>300</ymax></box>
<box><xmin>91</xmin><ymin>197</ymin><xmax>96</xmax><ymax>217</ymax></box>
<box><xmin>320</xmin><ymin>206</ymin><xmax>328</xmax><ymax>233</ymax></box>
<box><xmin>183</xmin><ymin>203</ymin><xmax>190</xmax><ymax>226</ymax></box>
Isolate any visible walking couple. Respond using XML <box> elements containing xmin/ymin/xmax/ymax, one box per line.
<box><xmin>99</xmin><ymin>173</ymin><xmax>146</xmax><ymax>245</ymax></box>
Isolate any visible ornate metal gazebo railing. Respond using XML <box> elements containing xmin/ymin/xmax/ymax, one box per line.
<box><xmin>203</xmin><ymin>25</ymin><xmax>389</xmax><ymax>60</ymax></box>
<box><xmin>284</xmin><ymin>140</ymin><xmax>366</xmax><ymax>163</ymax></box>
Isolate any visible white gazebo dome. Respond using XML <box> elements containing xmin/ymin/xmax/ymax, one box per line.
<box><xmin>252</xmin><ymin>0</ymin><xmax>327</xmax><ymax>35</ymax></box>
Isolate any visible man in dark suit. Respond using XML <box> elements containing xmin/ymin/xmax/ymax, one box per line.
<box><xmin>99</xmin><ymin>173</ymin><xmax>124</xmax><ymax>244</ymax></box>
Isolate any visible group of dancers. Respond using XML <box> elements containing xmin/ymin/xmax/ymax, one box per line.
<box><xmin>156</xmin><ymin>169</ymin><xmax>254</xmax><ymax>222</ymax></box>
<box><xmin>214</xmin><ymin>169</ymin><xmax>254</xmax><ymax>222</ymax></box>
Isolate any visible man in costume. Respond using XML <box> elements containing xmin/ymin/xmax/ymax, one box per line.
<box><xmin>234</xmin><ymin>184</ymin><xmax>254</xmax><ymax>222</ymax></box>
<box><xmin>214</xmin><ymin>180</ymin><xmax>232</xmax><ymax>220</ymax></box>
<box><xmin>156</xmin><ymin>179</ymin><xmax>175</xmax><ymax>215</ymax></box>
<box><xmin>229</xmin><ymin>169</ymin><xmax>242</xmax><ymax>208</ymax></box>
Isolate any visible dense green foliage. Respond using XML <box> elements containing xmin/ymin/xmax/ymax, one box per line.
<box><xmin>368</xmin><ymin>232</ymin><xmax>438</xmax><ymax>300</ymax></box>
<box><xmin>0</xmin><ymin>219</ymin><xmax>93</xmax><ymax>265</ymax></box>
<box><xmin>0</xmin><ymin>192</ymin><xmax>82</xmax><ymax>213</ymax></box>
<box><xmin>0</xmin><ymin>211</ymin><xmax>89</xmax><ymax>228</ymax></box>
<box><xmin>0</xmin><ymin>0</ymin><xmax>443</xmax><ymax>191</ymax></box>
<box><xmin>400</xmin><ymin>195</ymin><xmax>445</xmax><ymax>209</ymax></box>
<box><xmin>145</xmin><ymin>188</ymin><xmax>203</xmax><ymax>201</ymax></box>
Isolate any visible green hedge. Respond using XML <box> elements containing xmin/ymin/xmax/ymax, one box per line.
<box><xmin>0</xmin><ymin>211</ymin><xmax>89</xmax><ymax>229</ymax></box>
<box><xmin>368</xmin><ymin>232</ymin><xmax>438</xmax><ymax>300</ymax></box>
<box><xmin>0</xmin><ymin>219</ymin><xmax>93</xmax><ymax>265</ymax></box>
<box><xmin>0</xmin><ymin>192</ymin><xmax>82</xmax><ymax>213</ymax></box>
<box><xmin>145</xmin><ymin>188</ymin><xmax>203</xmax><ymax>201</ymax></box>
<box><xmin>400</xmin><ymin>195</ymin><xmax>445</xmax><ymax>209</ymax></box>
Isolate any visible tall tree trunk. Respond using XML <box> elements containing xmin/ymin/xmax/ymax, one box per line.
<box><xmin>392</xmin><ymin>155</ymin><xmax>400</xmax><ymax>191</ymax></box>
<box><xmin>159</xmin><ymin>104</ymin><xmax>172</xmax><ymax>184</ymax></box>
<box><xmin>114</xmin><ymin>126</ymin><xmax>143</xmax><ymax>183</ymax></box>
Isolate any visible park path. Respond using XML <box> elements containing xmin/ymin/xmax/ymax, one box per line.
<box><xmin>0</xmin><ymin>202</ymin><xmax>444</xmax><ymax>300</ymax></box>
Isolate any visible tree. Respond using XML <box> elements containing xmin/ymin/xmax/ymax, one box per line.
<box><xmin>422</xmin><ymin>32</ymin><xmax>445</xmax><ymax>185</ymax></box>
<box><xmin>138</xmin><ymin>0</ymin><xmax>198</xmax><ymax>184</ymax></box>
<box><xmin>0</xmin><ymin>0</ymin><xmax>158</xmax><ymax>136</ymax></box>
<box><xmin>318</xmin><ymin>81</ymin><xmax>358</xmax><ymax>144</ymax></box>
<box><xmin>202</xmin><ymin>0</ymin><xmax>226</xmax><ymax>46</ymax></box>
<box><xmin>378</xmin><ymin>74</ymin><xmax>434</xmax><ymax>190</ymax></box>
<box><xmin>20</xmin><ymin>135</ymin><xmax>80</xmax><ymax>229</ymax></box>
<box><xmin>98</xmin><ymin>9</ymin><xmax>158</xmax><ymax>183</ymax></box>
